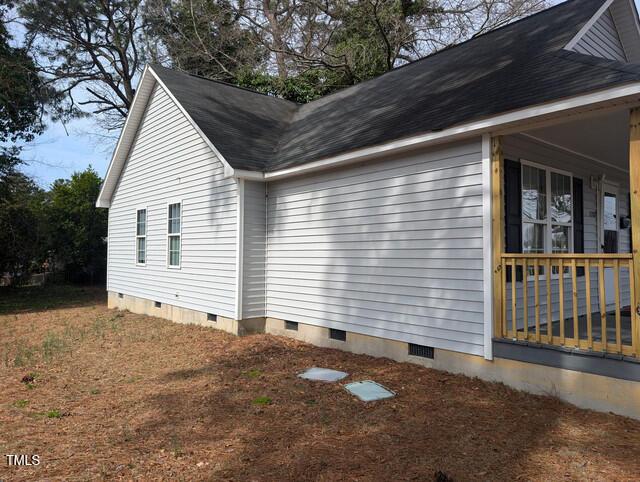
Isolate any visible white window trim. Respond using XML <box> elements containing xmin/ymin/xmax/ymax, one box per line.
<box><xmin>136</xmin><ymin>207</ymin><xmax>147</xmax><ymax>266</ymax></box>
<box><xmin>520</xmin><ymin>159</ymin><xmax>574</xmax><ymax>279</ymax></box>
<box><xmin>167</xmin><ymin>200</ymin><xmax>182</xmax><ymax>269</ymax></box>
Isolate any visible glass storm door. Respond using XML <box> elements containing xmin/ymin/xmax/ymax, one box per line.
<box><xmin>601</xmin><ymin>186</ymin><xmax>619</xmax><ymax>306</ymax></box>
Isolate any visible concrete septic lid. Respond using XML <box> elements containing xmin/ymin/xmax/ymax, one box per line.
<box><xmin>298</xmin><ymin>367</ymin><xmax>349</xmax><ymax>382</ymax></box>
<box><xmin>344</xmin><ymin>381</ymin><xmax>395</xmax><ymax>402</ymax></box>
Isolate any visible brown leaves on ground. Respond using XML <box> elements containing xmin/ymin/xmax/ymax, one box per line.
<box><xmin>1</xmin><ymin>287</ymin><xmax>639</xmax><ymax>481</ymax></box>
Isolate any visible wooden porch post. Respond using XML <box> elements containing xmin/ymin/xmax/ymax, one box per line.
<box><xmin>491</xmin><ymin>136</ymin><xmax>504</xmax><ymax>339</ymax></box>
<box><xmin>629</xmin><ymin>108</ymin><xmax>640</xmax><ymax>355</ymax></box>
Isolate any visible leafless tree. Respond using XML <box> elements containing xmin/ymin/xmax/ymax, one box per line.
<box><xmin>19</xmin><ymin>0</ymin><xmax>147</xmax><ymax>130</ymax></box>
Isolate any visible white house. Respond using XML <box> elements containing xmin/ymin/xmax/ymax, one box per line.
<box><xmin>98</xmin><ymin>0</ymin><xmax>640</xmax><ymax>418</ymax></box>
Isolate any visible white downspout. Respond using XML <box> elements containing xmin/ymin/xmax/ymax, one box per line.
<box><xmin>235</xmin><ymin>179</ymin><xmax>245</xmax><ymax>321</ymax></box>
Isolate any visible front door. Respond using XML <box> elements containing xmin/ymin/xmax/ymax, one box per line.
<box><xmin>601</xmin><ymin>184</ymin><xmax>619</xmax><ymax>306</ymax></box>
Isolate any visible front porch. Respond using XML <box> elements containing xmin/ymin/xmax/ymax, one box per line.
<box><xmin>491</xmin><ymin>107</ymin><xmax>640</xmax><ymax>362</ymax></box>
<box><xmin>499</xmin><ymin>254</ymin><xmax>637</xmax><ymax>357</ymax></box>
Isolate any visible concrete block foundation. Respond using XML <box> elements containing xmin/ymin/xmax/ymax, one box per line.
<box><xmin>265</xmin><ymin>317</ymin><xmax>640</xmax><ymax>420</ymax></box>
<box><xmin>107</xmin><ymin>291</ymin><xmax>264</xmax><ymax>336</ymax></box>
<box><xmin>106</xmin><ymin>292</ymin><xmax>640</xmax><ymax>419</ymax></box>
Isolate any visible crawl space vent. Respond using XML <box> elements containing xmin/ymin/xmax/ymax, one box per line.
<box><xmin>285</xmin><ymin>320</ymin><xmax>299</xmax><ymax>331</ymax></box>
<box><xmin>207</xmin><ymin>313</ymin><xmax>217</xmax><ymax>322</ymax></box>
<box><xmin>118</xmin><ymin>293</ymin><xmax>124</xmax><ymax>299</ymax></box>
<box><xmin>154</xmin><ymin>301</ymin><xmax>162</xmax><ymax>308</ymax></box>
<box><xmin>329</xmin><ymin>328</ymin><xmax>346</xmax><ymax>341</ymax></box>
<box><xmin>409</xmin><ymin>343</ymin><xmax>434</xmax><ymax>359</ymax></box>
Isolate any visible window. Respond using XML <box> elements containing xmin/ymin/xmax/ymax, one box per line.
<box><xmin>521</xmin><ymin>162</ymin><xmax>573</xmax><ymax>275</ymax></box>
<box><xmin>167</xmin><ymin>203</ymin><xmax>181</xmax><ymax>267</ymax></box>
<box><xmin>136</xmin><ymin>209</ymin><xmax>146</xmax><ymax>265</ymax></box>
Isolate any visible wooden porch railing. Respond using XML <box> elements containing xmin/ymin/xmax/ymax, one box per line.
<box><xmin>498</xmin><ymin>253</ymin><xmax>640</xmax><ymax>357</ymax></box>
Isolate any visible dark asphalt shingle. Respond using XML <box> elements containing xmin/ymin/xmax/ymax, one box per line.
<box><xmin>151</xmin><ymin>0</ymin><xmax>640</xmax><ymax>173</ymax></box>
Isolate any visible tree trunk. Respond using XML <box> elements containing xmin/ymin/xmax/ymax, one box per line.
<box><xmin>262</xmin><ymin>0</ymin><xmax>288</xmax><ymax>80</ymax></box>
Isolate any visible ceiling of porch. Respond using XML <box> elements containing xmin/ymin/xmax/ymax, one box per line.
<box><xmin>524</xmin><ymin>109</ymin><xmax>630</xmax><ymax>173</ymax></box>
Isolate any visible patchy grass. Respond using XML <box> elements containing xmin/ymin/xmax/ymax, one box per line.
<box><xmin>1</xmin><ymin>286</ymin><xmax>640</xmax><ymax>481</ymax></box>
<box><xmin>46</xmin><ymin>409</ymin><xmax>62</xmax><ymax>419</ymax></box>
<box><xmin>41</xmin><ymin>332</ymin><xmax>67</xmax><ymax>363</ymax></box>
<box><xmin>244</xmin><ymin>369</ymin><xmax>262</xmax><ymax>379</ymax></box>
<box><xmin>12</xmin><ymin>343</ymin><xmax>36</xmax><ymax>367</ymax></box>
<box><xmin>252</xmin><ymin>396</ymin><xmax>272</xmax><ymax>405</ymax></box>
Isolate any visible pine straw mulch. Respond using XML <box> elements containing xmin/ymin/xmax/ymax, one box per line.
<box><xmin>1</xmin><ymin>286</ymin><xmax>639</xmax><ymax>481</ymax></box>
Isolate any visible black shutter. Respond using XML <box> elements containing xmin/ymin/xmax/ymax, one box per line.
<box><xmin>504</xmin><ymin>159</ymin><xmax>522</xmax><ymax>282</ymax></box>
<box><xmin>573</xmin><ymin>177</ymin><xmax>585</xmax><ymax>276</ymax></box>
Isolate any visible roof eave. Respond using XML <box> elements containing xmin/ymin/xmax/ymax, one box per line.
<box><xmin>96</xmin><ymin>64</ymin><xmax>155</xmax><ymax>208</ymax></box>
<box><xmin>264</xmin><ymin>81</ymin><xmax>640</xmax><ymax>181</ymax></box>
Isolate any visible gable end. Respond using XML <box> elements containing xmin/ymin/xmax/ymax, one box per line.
<box><xmin>96</xmin><ymin>65</ymin><xmax>236</xmax><ymax>208</ymax></box>
<box><xmin>572</xmin><ymin>8</ymin><xmax>627</xmax><ymax>62</ymax></box>
<box><xmin>566</xmin><ymin>0</ymin><xmax>640</xmax><ymax>63</ymax></box>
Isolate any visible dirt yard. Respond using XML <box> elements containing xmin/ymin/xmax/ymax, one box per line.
<box><xmin>1</xmin><ymin>286</ymin><xmax>639</xmax><ymax>481</ymax></box>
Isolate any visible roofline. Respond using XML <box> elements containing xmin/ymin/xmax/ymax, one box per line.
<box><xmin>150</xmin><ymin>64</ymin><xmax>299</xmax><ymax>106</ymax></box>
<box><xmin>564</xmin><ymin>0</ymin><xmax>614</xmax><ymax>50</ymax></box>
<box><xmin>96</xmin><ymin>65</ymin><xmax>238</xmax><ymax>208</ymax></box>
<box><xmin>96</xmin><ymin>64</ymin><xmax>153</xmax><ymax>208</ymax></box>
<box><xmin>243</xmin><ymin>81</ymin><xmax>640</xmax><ymax>182</ymax></box>
<box><xmin>281</xmin><ymin>0</ymin><xmax>590</xmax><ymax>108</ymax></box>
<box><xmin>98</xmin><ymin>65</ymin><xmax>640</xmax><ymax>191</ymax></box>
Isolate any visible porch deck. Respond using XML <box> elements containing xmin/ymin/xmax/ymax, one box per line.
<box><xmin>522</xmin><ymin>310</ymin><xmax>633</xmax><ymax>346</ymax></box>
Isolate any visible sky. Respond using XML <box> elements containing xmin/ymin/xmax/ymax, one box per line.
<box><xmin>18</xmin><ymin>116</ymin><xmax>115</xmax><ymax>187</ymax></box>
<box><xmin>13</xmin><ymin>0</ymin><xmax>640</xmax><ymax>188</ymax></box>
<box><xmin>7</xmin><ymin>16</ymin><xmax>117</xmax><ymax>188</ymax></box>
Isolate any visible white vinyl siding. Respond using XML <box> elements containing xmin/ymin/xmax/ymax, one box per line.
<box><xmin>504</xmin><ymin>134</ymin><xmax>631</xmax><ymax>327</ymax></box>
<box><xmin>242</xmin><ymin>181</ymin><xmax>267</xmax><ymax>318</ymax></box>
<box><xmin>572</xmin><ymin>9</ymin><xmax>627</xmax><ymax>62</ymax></box>
<box><xmin>107</xmin><ymin>83</ymin><xmax>238</xmax><ymax>318</ymax></box>
<box><xmin>266</xmin><ymin>140</ymin><xmax>486</xmax><ymax>356</ymax></box>
<box><xmin>609</xmin><ymin>0</ymin><xmax>640</xmax><ymax>63</ymax></box>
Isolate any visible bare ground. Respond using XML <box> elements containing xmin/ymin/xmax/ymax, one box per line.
<box><xmin>0</xmin><ymin>286</ymin><xmax>639</xmax><ymax>481</ymax></box>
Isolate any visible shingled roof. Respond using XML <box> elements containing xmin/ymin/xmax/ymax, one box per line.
<box><xmin>151</xmin><ymin>0</ymin><xmax>640</xmax><ymax>173</ymax></box>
